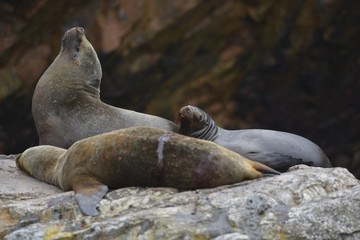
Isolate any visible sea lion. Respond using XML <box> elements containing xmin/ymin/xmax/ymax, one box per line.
<box><xmin>32</xmin><ymin>27</ymin><xmax>179</xmax><ymax>148</ymax></box>
<box><xmin>16</xmin><ymin>126</ymin><xmax>279</xmax><ymax>216</ymax></box>
<box><xmin>177</xmin><ymin>105</ymin><xmax>332</xmax><ymax>172</ymax></box>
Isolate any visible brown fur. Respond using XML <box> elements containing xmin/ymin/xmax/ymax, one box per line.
<box><xmin>16</xmin><ymin>127</ymin><xmax>279</xmax><ymax>215</ymax></box>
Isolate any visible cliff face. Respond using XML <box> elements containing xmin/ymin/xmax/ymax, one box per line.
<box><xmin>0</xmin><ymin>0</ymin><xmax>359</xmax><ymax>175</ymax></box>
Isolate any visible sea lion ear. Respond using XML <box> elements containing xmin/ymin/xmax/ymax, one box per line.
<box><xmin>71</xmin><ymin>176</ymin><xmax>109</xmax><ymax>216</ymax></box>
<box><xmin>197</xmin><ymin>112</ymin><xmax>205</xmax><ymax>122</ymax></box>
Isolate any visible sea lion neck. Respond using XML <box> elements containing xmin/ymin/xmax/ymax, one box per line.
<box><xmin>191</xmin><ymin>108</ymin><xmax>219</xmax><ymax>141</ymax></box>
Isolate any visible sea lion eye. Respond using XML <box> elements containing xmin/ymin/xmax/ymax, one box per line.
<box><xmin>198</xmin><ymin>113</ymin><xmax>203</xmax><ymax>122</ymax></box>
<box><xmin>75</xmin><ymin>46</ymin><xmax>80</xmax><ymax>52</ymax></box>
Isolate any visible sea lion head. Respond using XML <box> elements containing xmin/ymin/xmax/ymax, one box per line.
<box><xmin>178</xmin><ymin>105</ymin><xmax>207</xmax><ymax>130</ymax></box>
<box><xmin>16</xmin><ymin>146</ymin><xmax>66</xmax><ymax>185</ymax></box>
<box><xmin>178</xmin><ymin>105</ymin><xmax>218</xmax><ymax>140</ymax></box>
<box><xmin>60</xmin><ymin>27</ymin><xmax>102</xmax><ymax>89</ymax></box>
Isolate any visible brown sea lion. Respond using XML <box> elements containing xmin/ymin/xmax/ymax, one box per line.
<box><xmin>16</xmin><ymin>126</ymin><xmax>279</xmax><ymax>216</ymax></box>
<box><xmin>177</xmin><ymin>105</ymin><xmax>332</xmax><ymax>172</ymax></box>
<box><xmin>32</xmin><ymin>27</ymin><xmax>178</xmax><ymax>148</ymax></box>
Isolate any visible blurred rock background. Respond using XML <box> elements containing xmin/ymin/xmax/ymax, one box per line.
<box><xmin>0</xmin><ymin>0</ymin><xmax>359</xmax><ymax>176</ymax></box>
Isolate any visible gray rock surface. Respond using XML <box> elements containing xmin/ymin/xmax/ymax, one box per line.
<box><xmin>1</xmin><ymin>154</ymin><xmax>360</xmax><ymax>239</ymax></box>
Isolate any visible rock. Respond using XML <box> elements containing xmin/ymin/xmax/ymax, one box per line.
<box><xmin>1</xmin><ymin>161</ymin><xmax>360</xmax><ymax>239</ymax></box>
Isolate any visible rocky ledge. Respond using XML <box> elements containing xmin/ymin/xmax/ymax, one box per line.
<box><xmin>1</xmin><ymin>155</ymin><xmax>360</xmax><ymax>239</ymax></box>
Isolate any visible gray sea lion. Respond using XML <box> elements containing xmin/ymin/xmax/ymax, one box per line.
<box><xmin>177</xmin><ymin>105</ymin><xmax>332</xmax><ymax>172</ymax></box>
<box><xmin>32</xmin><ymin>27</ymin><xmax>178</xmax><ymax>148</ymax></box>
<box><xmin>16</xmin><ymin>126</ymin><xmax>279</xmax><ymax>216</ymax></box>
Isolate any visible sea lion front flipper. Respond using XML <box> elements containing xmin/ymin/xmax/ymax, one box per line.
<box><xmin>71</xmin><ymin>176</ymin><xmax>109</xmax><ymax>216</ymax></box>
<box><xmin>247</xmin><ymin>151</ymin><xmax>311</xmax><ymax>172</ymax></box>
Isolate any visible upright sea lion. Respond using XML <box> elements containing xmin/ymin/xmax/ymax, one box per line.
<box><xmin>177</xmin><ymin>105</ymin><xmax>332</xmax><ymax>172</ymax></box>
<box><xmin>32</xmin><ymin>27</ymin><xmax>178</xmax><ymax>148</ymax></box>
<box><xmin>16</xmin><ymin>126</ymin><xmax>279</xmax><ymax>216</ymax></box>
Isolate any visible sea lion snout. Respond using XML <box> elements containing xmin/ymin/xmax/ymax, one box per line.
<box><xmin>63</xmin><ymin>27</ymin><xmax>84</xmax><ymax>39</ymax></box>
<box><xmin>179</xmin><ymin>105</ymin><xmax>194</xmax><ymax>119</ymax></box>
<box><xmin>61</xmin><ymin>27</ymin><xmax>85</xmax><ymax>51</ymax></box>
<box><xmin>68</xmin><ymin>26</ymin><xmax>85</xmax><ymax>36</ymax></box>
<box><xmin>75</xmin><ymin>27</ymin><xmax>84</xmax><ymax>33</ymax></box>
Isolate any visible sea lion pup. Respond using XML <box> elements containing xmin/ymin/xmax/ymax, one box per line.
<box><xmin>177</xmin><ymin>105</ymin><xmax>332</xmax><ymax>172</ymax></box>
<box><xmin>16</xmin><ymin>126</ymin><xmax>279</xmax><ymax>216</ymax></box>
<box><xmin>32</xmin><ymin>27</ymin><xmax>178</xmax><ymax>148</ymax></box>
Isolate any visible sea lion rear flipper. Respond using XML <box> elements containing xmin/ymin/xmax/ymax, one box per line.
<box><xmin>248</xmin><ymin>159</ymin><xmax>281</xmax><ymax>176</ymax></box>
<box><xmin>71</xmin><ymin>176</ymin><xmax>108</xmax><ymax>216</ymax></box>
<box><xmin>247</xmin><ymin>151</ymin><xmax>309</xmax><ymax>172</ymax></box>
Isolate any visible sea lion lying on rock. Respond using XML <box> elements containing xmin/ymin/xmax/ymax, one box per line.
<box><xmin>177</xmin><ymin>105</ymin><xmax>332</xmax><ymax>172</ymax></box>
<box><xmin>16</xmin><ymin>126</ymin><xmax>279</xmax><ymax>216</ymax></box>
<box><xmin>32</xmin><ymin>27</ymin><xmax>178</xmax><ymax>148</ymax></box>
